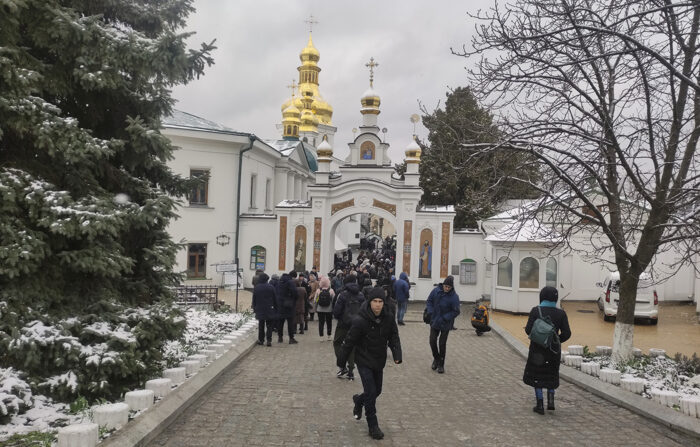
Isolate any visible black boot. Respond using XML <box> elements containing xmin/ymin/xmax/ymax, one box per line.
<box><xmin>547</xmin><ymin>392</ymin><xmax>555</xmax><ymax>411</ymax></box>
<box><xmin>437</xmin><ymin>357</ymin><xmax>445</xmax><ymax>374</ymax></box>
<box><xmin>352</xmin><ymin>394</ymin><xmax>363</xmax><ymax>420</ymax></box>
<box><xmin>369</xmin><ymin>426</ymin><xmax>384</xmax><ymax>440</ymax></box>
<box><xmin>533</xmin><ymin>398</ymin><xmax>545</xmax><ymax>415</ymax></box>
<box><xmin>431</xmin><ymin>358</ymin><xmax>438</xmax><ymax>371</ymax></box>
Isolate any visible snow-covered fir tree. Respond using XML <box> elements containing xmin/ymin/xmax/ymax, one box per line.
<box><xmin>0</xmin><ymin>0</ymin><xmax>215</xmax><ymax>408</ymax></box>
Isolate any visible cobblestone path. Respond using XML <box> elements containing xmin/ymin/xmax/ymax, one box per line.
<box><xmin>149</xmin><ymin>305</ymin><xmax>697</xmax><ymax>446</ymax></box>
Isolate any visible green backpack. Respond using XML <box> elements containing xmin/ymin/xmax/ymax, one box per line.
<box><xmin>528</xmin><ymin>306</ymin><xmax>560</xmax><ymax>353</ymax></box>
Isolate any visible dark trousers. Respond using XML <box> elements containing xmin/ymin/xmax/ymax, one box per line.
<box><xmin>317</xmin><ymin>312</ymin><xmax>332</xmax><ymax>336</ymax></box>
<box><xmin>357</xmin><ymin>365</ymin><xmax>384</xmax><ymax>428</ymax></box>
<box><xmin>278</xmin><ymin>316</ymin><xmax>295</xmax><ymax>339</ymax></box>
<box><xmin>429</xmin><ymin>328</ymin><xmax>450</xmax><ymax>362</ymax></box>
<box><xmin>257</xmin><ymin>319</ymin><xmax>275</xmax><ymax>342</ymax></box>
<box><xmin>333</xmin><ymin>325</ymin><xmax>355</xmax><ymax>370</ymax></box>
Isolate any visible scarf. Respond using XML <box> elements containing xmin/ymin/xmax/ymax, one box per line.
<box><xmin>539</xmin><ymin>300</ymin><xmax>557</xmax><ymax>308</ymax></box>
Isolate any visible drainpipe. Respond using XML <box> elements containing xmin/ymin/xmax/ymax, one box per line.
<box><xmin>234</xmin><ymin>134</ymin><xmax>256</xmax><ymax>313</ymax></box>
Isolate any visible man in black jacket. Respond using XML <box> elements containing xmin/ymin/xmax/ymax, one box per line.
<box><xmin>338</xmin><ymin>287</ymin><xmax>402</xmax><ymax>440</ymax></box>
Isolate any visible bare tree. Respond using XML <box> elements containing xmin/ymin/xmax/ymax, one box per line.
<box><xmin>459</xmin><ymin>0</ymin><xmax>700</xmax><ymax>361</ymax></box>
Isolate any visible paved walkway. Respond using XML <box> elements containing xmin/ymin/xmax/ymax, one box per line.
<box><xmin>149</xmin><ymin>304</ymin><xmax>697</xmax><ymax>446</ymax></box>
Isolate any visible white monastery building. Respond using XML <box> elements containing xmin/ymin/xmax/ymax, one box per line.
<box><xmin>163</xmin><ymin>32</ymin><xmax>700</xmax><ymax>316</ymax></box>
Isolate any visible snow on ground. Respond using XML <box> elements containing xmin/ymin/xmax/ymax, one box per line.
<box><xmin>591</xmin><ymin>354</ymin><xmax>699</xmax><ymax>400</ymax></box>
<box><xmin>0</xmin><ymin>308</ymin><xmax>251</xmax><ymax>441</ymax></box>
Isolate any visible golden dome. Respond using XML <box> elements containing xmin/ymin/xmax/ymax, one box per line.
<box><xmin>282</xmin><ymin>104</ymin><xmax>301</xmax><ymax>119</ymax></box>
<box><xmin>300</xmin><ymin>108</ymin><xmax>319</xmax><ymax>132</ymax></box>
<box><xmin>282</xmin><ymin>105</ymin><xmax>301</xmax><ymax>139</ymax></box>
<box><xmin>405</xmin><ymin>137</ymin><xmax>421</xmax><ymax>163</ymax></box>
<box><xmin>360</xmin><ymin>87</ymin><xmax>381</xmax><ymax>115</ymax></box>
<box><xmin>300</xmin><ymin>34</ymin><xmax>320</xmax><ymax>62</ymax></box>
<box><xmin>316</xmin><ymin>135</ymin><xmax>333</xmax><ymax>158</ymax></box>
<box><xmin>315</xmin><ymin>98</ymin><xmax>333</xmax><ymax>124</ymax></box>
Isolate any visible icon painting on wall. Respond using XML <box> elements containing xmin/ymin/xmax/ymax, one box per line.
<box><xmin>419</xmin><ymin>228</ymin><xmax>432</xmax><ymax>278</ymax></box>
<box><xmin>294</xmin><ymin>225</ymin><xmax>306</xmax><ymax>272</ymax></box>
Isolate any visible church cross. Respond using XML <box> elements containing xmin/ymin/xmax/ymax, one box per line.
<box><xmin>304</xmin><ymin>14</ymin><xmax>318</xmax><ymax>33</ymax></box>
<box><xmin>365</xmin><ymin>57</ymin><xmax>379</xmax><ymax>88</ymax></box>
<box><xmin>287</xmin><ymin>79</ymin><xmax>298</xmax><ymax>97</ymax></box>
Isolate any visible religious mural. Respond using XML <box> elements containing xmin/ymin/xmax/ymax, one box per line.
<box><xmin>361</xmin><ymin>141</ymin><xmax>375</xmax><ymax>160</ymax></box>
<box><xmin>294</xmin><ymin>225</ymin><xmax>306</xmax><ymax>272</ymax></box>
<box><xmin>419</xmin><ymin>228</ymin><xmax>432</xmax><ymax>278</ymax></box>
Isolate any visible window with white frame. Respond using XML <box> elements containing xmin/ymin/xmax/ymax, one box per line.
<box><xmin>459</xmin><ymin>259</ymin><xmax>477</xmax><ymax>285</ymax></box>
<box><xmin>497</xmin><ymin>256</ymin><xmax>512</xmax><ymax>287</ymax></box>
<box><xmin>519</xmin><ymin>257</ymin><xmax>540</xmax><ymax>289</ymax></box>
<box><xmin>249</xmin><ymin>174</ymin><xmax>257</xmax><ymax>208</ymax></box>
<box><xmin>546</xmin><ymin>258</ymin><xmax>557</xmax><ymax>288</ymax></box>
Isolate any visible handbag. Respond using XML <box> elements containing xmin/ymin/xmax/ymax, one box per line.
<box><xmin>422</xmin><ymin>307</ymin><xmax>431</xmax><ymax>324</ymax></box>
<box><xmin>528</xmin><ymin>306</ymin><xmax>560</xmax><ymax>353</ymax></box>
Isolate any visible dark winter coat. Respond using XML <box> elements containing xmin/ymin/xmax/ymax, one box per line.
<box><xmin>295</xmin><ymin>281</ymin><xmax>307</xmax><ymax>315</ymax></box>
<box><xmin>331</xmin><ymin>274</ymin><xmax>344</xmax><ymax>295</ymax></box>
<box><xmin>425</xmin><ymin>285</ymin><xmax>461</xmax><ymax>331</ymax></box>
<box><xmin>394</xmin><ymin>273</ymin><xmax>410</xmax><ymax>303</ymax></box>
<box><xmin>332</xmin><ymin>282</ymin><xmax>364</xmax><ymax>328</ymax></box>
<box><xmin>338</xmin><ymin>301</ymin><xmax>402</xmax><ymax>371</ymax></box>
<box><xmin>522</xmin><ymin>306</ymin><xmax>572</xmax><ymax>389</ymax></box>
<box><xmin>251</xmin><ymin>274</ymin><xmax>277</xmax><ymax>321</ymax></box>
<box><xmin>275</xmin><ymin>274</ymin><xmax>298</xmax><ymax>319</ymax></box>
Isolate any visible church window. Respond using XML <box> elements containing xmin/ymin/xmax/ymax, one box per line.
<box><xmin>265</xmin><ymin>179</ymin><xmax>271</xmax><ymax>210</ymax></box>
<box><xmin>286</xmin><ymin>125</ymin><xmax>292</xmax><ymax>135</ymax></box>
<box><xmin>459</xmin><ymin>259</ymin><xmax>477</xmax><ymax>285</ymax></box>
<box><xmin>497</xmin><ymin>256</ymin><xmax>512</xmax><ymax>287</ymax></box>
<box><xmin>250</xmin><ymin>245</ymin><xmax>266</xmax><ymax>270</ymax></box>
<box><xmin>186</xmin><ymin>243</ymin><xmax>207</xmax><ymax>278</ymax></box>
<box><xmin>293</xmin><ymin>125</ymin><xmax>298</xmax><ymax>134</ymax></box>
<box><xmin>189</xmin><ymin>169</ymin><xmax>209</xmax><ymax>206</ymax></box>
<box><xmin>250</xmin><ymin>174</ymin><xmax>257</xmax><ymax>209</ymax></box>
<box><xmin>546</xmin><ymin>258</ymin><xmax>557</xmax><ymax>288</ymax></box>
<box><xmin>519</xmin><ymin>257</ymin><xmax>539</xmax><ymax>289</ymax></box>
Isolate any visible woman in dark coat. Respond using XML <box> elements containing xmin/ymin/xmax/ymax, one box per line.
<box><xmin>523</xmin><ymin>286</ymin><xmax>572</xmax><ymax>414</ymax></box>
<box><xmin>275</xmin><ymin>273</ymin><xmax>298</xmax><ymax>344</ymax></box>
<box><xmin>251</xmin><ymin>273</ymin><xmax>277</xmax><ymax>346</ymax></box>
<box><xmin>425</xmin><ymin>276</ymin><xmax>460</xmax><ymax>373</ymax></box>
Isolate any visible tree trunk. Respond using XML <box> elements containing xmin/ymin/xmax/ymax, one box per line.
<box><xmin>611</xmin><ymin>273</ymin><xmax>639</xmax><ymax>363</ymax></box>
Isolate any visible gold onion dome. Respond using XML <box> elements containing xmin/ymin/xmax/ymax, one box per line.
<box><xmin>300</xmin><ymin>34</ymin><xmax>320</xmax><ymax>62</ymax></box>
<box><xmin>405</xmin><ymin>137</ymin><xmax>421</xmax><ymax>163</ymax></box>
<box><xmin>361</xmin><ymin>87</ymin><xmax>381</xmax><ymax>114</ymax></box>
<box><xmin>317</xmin><ymin>135</ymin><xmax>333</xmax><ymax>158</ymax></box>
<box><xmin>315</xmin><ymin>98</ymin><xmax>333</xmax><ymax>124</ymax></box>
<box><xmin>280</xmin><ymin>95</ymin><xmax>304</xmax><ymax>113</ymax></box>
<box><xmin>300</xmin><ymin>108</ymin><xmax>319</xmax><ymax>132</ymax></box>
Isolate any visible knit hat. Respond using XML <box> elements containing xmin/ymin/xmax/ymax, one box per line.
<box><xmin>443</xmin><ymin>276</ymin><xmax>454</xmax><ymax>288</ymax></box>
<box><xmin>540</xmin><ymin>286</ymin><xmax>558</xmax><ymax>302</ymax></box>
<box><xmin>367</xmin><ymin>287</ymin><xmax>385</xmax><ymax>301</ymax></box>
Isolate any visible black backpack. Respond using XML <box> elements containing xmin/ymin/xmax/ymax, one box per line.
<box><xmin>342</xmin><ymin>293</ymin><xmax>363</xmax><ymax>326</ymax></box>
<box><xmin>318</xmin><ymin>288</ymin><xmax>332</xmax><ymax>307</ymax></box>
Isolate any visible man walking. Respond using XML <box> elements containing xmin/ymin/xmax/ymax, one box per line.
<box><xmin>333</xmin><ymin>275</ymin><xmax>364</xmax><ymax>380</ymax></box>
<box><xmin>338</xmin><ymin>287</ymin><xmax>402</xmax><ymax>440</ymax></box>
<box><xmin>393</xmin><ymin>272</ymin><xmax>410</xmax><ymax>325</ymax></box>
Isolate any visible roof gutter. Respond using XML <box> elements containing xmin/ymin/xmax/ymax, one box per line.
<box><xmin>234</xmin><ymin>134</ymin><xmax>256</xmax><ymax>312</ymax></box>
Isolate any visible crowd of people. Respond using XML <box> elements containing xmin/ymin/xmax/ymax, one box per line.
<box><xmin>250</xmin><ymin>245</ymin><xmax>571</xmax><ymax>440</ymax></box>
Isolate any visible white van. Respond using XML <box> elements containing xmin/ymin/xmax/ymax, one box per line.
<box><xmin>596</xmin><ymin>271</ymin><xmax>659</xmax><ymax>324</ymax></box>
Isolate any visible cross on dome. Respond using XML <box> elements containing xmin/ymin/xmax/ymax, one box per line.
<box><xmin>365</xmin><ymin>57</ymin><xmax>379</xmax><ymax>88</ymax></box>
<box><xmin>286</xmin><ymin>79</ymin><xmax>298</xmax><ymax>97</ymax></box>
<box><xmin>304</xmin><ymin>14</ymin><xmax>318</xmax><ymax>33</ymax></box>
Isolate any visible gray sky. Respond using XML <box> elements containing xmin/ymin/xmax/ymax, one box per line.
<box><xmin>172</xmin><ymin>0</ymin><xmax>493</xmax><ymax>162</ymax></box>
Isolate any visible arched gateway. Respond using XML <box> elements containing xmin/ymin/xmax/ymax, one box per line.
<box><xmin>272</xmin><ymin>72</ymin><xmax>455</xmax><ymax>301</ymax></box>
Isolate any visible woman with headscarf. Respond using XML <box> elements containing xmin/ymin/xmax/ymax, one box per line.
<box><xmin>523</xmin><ymin>286</ymin><xmax>572</xmax><ymax>414</ymax></box>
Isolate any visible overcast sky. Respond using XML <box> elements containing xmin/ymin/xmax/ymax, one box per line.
<box><xmin>172</xmin><ymin>0</ymin><xmax>493</xmax><ymax>162</ymax></box>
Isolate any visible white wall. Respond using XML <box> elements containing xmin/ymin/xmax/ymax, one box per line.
<box><xmin>451</xmin><ymin>231</ymin><xmax>489</xmax><ymax>302</ymax></box>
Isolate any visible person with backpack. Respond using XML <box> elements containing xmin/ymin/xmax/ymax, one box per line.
<box><xmin>393</xmin><ymin>272</ymin><xmax>410</xmax><ymax>325</ymax></box>
<box><xmin>332</xmin><ymin>275</ymin><xmax>364</xmax><ymax>381</ymax></box>
<box><xmin>313</xmin><ymin>275</ymin><xmax>335</xmax><ymax>342</ymax></box>
<box><xmin>523</xmin><ymin>286</ymin><xmax>571</xmax><ymax>415</ymax></box>
<box><xmin>425</xmin><ymin>275</ymin><xmax>460</xmax><ymax>374</ymax></box>
<box><xmin>471</xmin><ymin>300</ymin><xmax>492</xmax><ymax>336</ymax></box>
<box><xmin>276</xmin><ymin>273</ymin><xmax>298</xmax><ymax>344</ymax></box>
<box><xmin>251</xmin><ymin>272</ymin><xmax>277</xmax><ymax>346</ymax></box>
<box><xmin>338</xmin><ymin>287</ymin><xmax>402</xmax><ymax>440</ymax></box>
